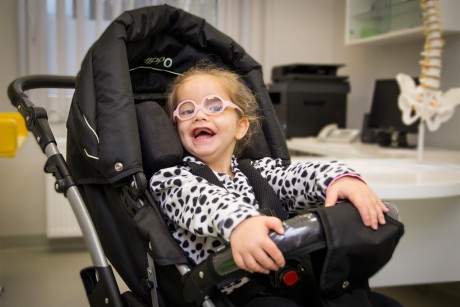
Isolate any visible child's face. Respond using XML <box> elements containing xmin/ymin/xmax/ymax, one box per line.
<box><xmin>175</xmin><ymin>75</ymin><xmax>249</xmax><ymax>166</ymax></box>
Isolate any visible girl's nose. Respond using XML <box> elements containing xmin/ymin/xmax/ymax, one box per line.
<box><xmin>194</xmin><ymin>109</ymin><xmax>208</xmax><ymax>121</ymax></box>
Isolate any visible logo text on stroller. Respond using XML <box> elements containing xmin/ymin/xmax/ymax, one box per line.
<box><xmin>144</xmin><ymin>57</ymin><xmax>173</xmax><ymax>68</ymax></box>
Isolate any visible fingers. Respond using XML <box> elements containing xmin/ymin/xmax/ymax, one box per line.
<box><xmin>265</xmin><ymin>239</ymin><xmax>285</xmax><ymax>268</ymax></box>
<box><xmin>378</xmin><ymin>200</ymin><xmax>389</xmax><ymax>223</ymax></box>
<box><xmin>266</xmin><ymin>216</ymin><xmax>286</xmax><ymax>235</ymax></box>
<box><xmin>233</xmin><ymin>240</ymin><xmax>285</xmax><ymax>274</ymax></box>
<box><xmin>324</xmin><ymin>191</ymin><xmax>338</xmax><ymax>207</ymax></box>
<box><xmin>326</xmin><ymin>177</ymin><xmax>389</xmax><ymax>230</ymax></box>
<box><xmin>245</xmin><ymin>246</ymin><xmax>284</xmax><ymax>273</ymax></box>
<box><xmin>233</xmin><ymin>253</ymin><xmax>268</xmax><ymax>274</ymax></box>
<box><xmin>356</xmin><ymin>203</ymin><xmax>377</xmax><ymax>230</ymax></box>
<box><xmin>230</xmin><ymin>216</ymin><xmax>285</xmax><ymax>274</ymax></box>
<box><xmin>353</xmin><ymin>196</ymin><xmax>387</xmax><ymax>230</ymax></box>
<box><xmin>370</xmin><ymin>198</ymin><xmax>388</xmax><ymax>229</ymax></box>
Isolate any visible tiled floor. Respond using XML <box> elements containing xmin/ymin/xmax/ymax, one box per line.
<box><xmin>0</xmin><ymin>247</ymin><xmax>92</xmax><ymax>306</ymax></box>
<box><xmin>1</xmin><ymin>245</ymin><xmax>459</xmax><ymax>307</ymax></box>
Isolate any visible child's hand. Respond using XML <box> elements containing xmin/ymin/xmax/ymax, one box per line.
<box><xmin>230</xmin><ymin>216</ymin><xmax>285</xmax><ymax>274</ymax></box>
<box><xmin>325</xmin><ymin>176</ymin><xmax>389</xmax><ymax>230</ymax></box>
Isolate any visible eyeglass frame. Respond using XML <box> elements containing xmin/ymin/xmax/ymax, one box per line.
<box><xmin>172</xmin><ymin>95</ymin><xmax>244</xmax><ymax>121</ymax></box>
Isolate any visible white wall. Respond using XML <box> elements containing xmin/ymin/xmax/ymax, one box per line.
<box><xmin>1</xmin><ymin>0</ymin><xmax>460</xmax><ymax>238</ymax></box>
<box><xmin>260</xmin><ymin>0</ymin><xmax>339</xmax><ymax>79</ymax></box>
<box><xmin>0</xmin><ymin>0</ymin><xmax>49</xmax><ymax>237</ymax></box>
<box><xmin>0</xmin><ymin>0</ymin><xmax>19</xmax><ymax>112</ymax></box>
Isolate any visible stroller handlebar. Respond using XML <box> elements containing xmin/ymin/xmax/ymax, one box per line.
<box><xmin>7</xmin><ymin>75</ymin><xmax>75</xmax><ymax>153</ymax></box>
<box><xmin>8</xmin><ymin>75</ymin><xmax>75</xmax><ymax>107</ymax></box>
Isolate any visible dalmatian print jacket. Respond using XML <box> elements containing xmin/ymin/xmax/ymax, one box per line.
<box><xmin>150</xmin><ymin>155</ymin><xmax>360</xmax><ymax>268</ymax></box>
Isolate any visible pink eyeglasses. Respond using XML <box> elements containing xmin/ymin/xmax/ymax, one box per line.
<box><xmin>173</xmin><ymin>95</ymin><xmax>243</xmax><ymax>121</ymax></box>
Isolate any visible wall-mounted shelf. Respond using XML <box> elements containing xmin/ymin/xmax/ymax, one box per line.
<box><xmin>345</xmin><ymin>0</ymin><xmax>460</xmax><ymax>46</ymax></box>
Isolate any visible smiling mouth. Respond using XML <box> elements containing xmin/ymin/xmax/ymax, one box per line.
<box><xmin>193</xmin><ymin>128</ymin><xmax>216</xmax><ymax>140</ymax></box>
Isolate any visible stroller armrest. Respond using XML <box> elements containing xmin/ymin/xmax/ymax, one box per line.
<box><xmin>182</xmin><ymin>202</ymin><xmax>403</xmax><ymax>305</ymax></box>
<box><xmin>182</xmin><ymin>212</ymin><xmax>326</xmax><ymax>305</ymax></box>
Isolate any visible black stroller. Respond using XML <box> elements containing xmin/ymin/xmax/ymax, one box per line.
<box><xmin>8</xmin><ymin>5</ymin><xmax>404</xmax><ymax>307</ymax></box>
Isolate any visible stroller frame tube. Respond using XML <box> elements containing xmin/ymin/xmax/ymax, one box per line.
<box><xmin>66</xmin><ymin>185</ymin><xmax>108</xmax><ymax>267</ymax></box>
<box><xmin>9</xmin><ymin>75</ymin><xmax>108</xmax><ymax>267</ymax></box>
<box><xmin>44</xmin><ymin>141</ymin><xmax>108</xmax><ymax>267</ymax></box>
<box><xmin>8</xmin><ymin>76</ymin><xmax>128</xmax><ymax>307</ymax></box>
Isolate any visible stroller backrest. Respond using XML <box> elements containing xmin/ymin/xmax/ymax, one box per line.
<box><xmin>65</xmin><ymin>5</ymin><xmax>290</xmax><ymax>303</ymax></box>
<box><xmin>67</xmin><ymin>4</ymin><xmax>289</xmax><ymax>185</ymax></box>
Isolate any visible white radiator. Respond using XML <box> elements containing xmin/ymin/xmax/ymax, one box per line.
<box><xmin>46</xmin><ymin>138</ymin><xmax>82</xmax><ymax>238</ymax></box>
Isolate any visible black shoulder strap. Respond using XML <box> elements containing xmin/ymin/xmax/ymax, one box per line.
<box><xmin>185</xmin><ymin>160</ymin><xmax>288</xmax><ymax>221</ymax></box>
<box><xmin>237</xmin><ymin>159</ymin><xmax>289</xmax><ymax>221</ymax></box>
<box><xmin>183</xmin><ymin>162</ymin><xmax>225</xmax><ymax>189</ymax></box>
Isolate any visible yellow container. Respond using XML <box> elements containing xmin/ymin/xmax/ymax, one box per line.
<box><xmin>0</xmin><ymin>112</ymin><xmax>28</xmax><ymax>157</ymax></box>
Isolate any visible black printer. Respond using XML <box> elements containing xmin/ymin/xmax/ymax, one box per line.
<box><xmin>268</xmin><ymin>64</ymin><xmax>350</xmax><ymax>139</ymax></box>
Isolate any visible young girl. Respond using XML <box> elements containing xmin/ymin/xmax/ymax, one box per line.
<box><xmin>150</xmin><ymin>63</ymin><xmax>389</xmax><ymax>306</ymax></box>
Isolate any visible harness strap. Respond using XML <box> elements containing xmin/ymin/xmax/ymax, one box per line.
<box><xmin>183</xmin><ymin>161</ymin><xmax>226</xmax><ymax>189</ymax></box>
<box><xmin>184</xmin><ymin>159</ymin><xmax>289</xmax><ymax>221</ymax></box>
<box><xmin>237</xmin><ymin>159</ymin><xmax>289</xmax><ymax>221</ymax></box>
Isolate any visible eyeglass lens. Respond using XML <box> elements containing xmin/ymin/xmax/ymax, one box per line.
<box><xmin>178</xmin><ymin>96</ymin><xmax>224</xmax><ymax>119</ymax></box>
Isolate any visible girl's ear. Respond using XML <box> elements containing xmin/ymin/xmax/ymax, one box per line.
<box><xmin>236</xmin><ymin>117</ymin><xmax>249</xmax><ymax>140</ymax></box>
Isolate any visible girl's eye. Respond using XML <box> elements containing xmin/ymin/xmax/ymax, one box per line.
<box><xmin>178</xmin><ymin>102</ymin><xmax>195</xmax><ymax>117</ymax></box>
<box><xmin>207</xmin><ymin>105</ymin><xmax>223</xmax><ymax>113</ymax></box>
<box><xmin>181</xmin><ymin>109</ymin><xmax>194</xmax><ymax>116</ymax></box>
<box><xmin>205</xmin><ymin>97</ymin><xmax>224</xmax><ymax>113</ymax></box>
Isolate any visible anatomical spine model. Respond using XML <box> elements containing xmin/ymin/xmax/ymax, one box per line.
<box><xmin>396</xmin><ymin>0</ymin><xmax>460</xmax><ymax>160</ymax></box>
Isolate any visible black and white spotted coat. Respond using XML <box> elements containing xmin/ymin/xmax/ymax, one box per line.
<box><xmin>150</xmin><ymin>155</ymin><xmax>360</xmax><ymax>291</ymax></box>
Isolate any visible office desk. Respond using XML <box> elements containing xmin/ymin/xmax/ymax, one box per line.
<box><xmin>289</xmin><ymin>139</ymin><xmax>460</xmax><ymax>288</ymax></box>
<box><xmin>287</xmin><ymin>137</ymin><xmax>460</xmax><ymax>162</ymax></box>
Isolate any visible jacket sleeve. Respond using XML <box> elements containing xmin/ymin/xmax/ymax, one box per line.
<box><xmin>253</xmin><ymin>158</ymin><xmax>362</xmax><ymax>212</ymax></box>
<box><xmin>150</xmin><ymin>165</ymin><xmax>260</xmax><ymax>241</ymax></box>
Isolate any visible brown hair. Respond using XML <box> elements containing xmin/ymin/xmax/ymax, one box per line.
<box><xmin>166</xmin><ymin>62</ymin><xmax>261</xmax><ymax>157</ymax></box>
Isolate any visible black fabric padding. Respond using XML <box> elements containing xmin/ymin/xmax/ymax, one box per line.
<box><xmin>311</xmin><ymin>202</ymin><xmax>405</xmax><ymax>298</ymax></box>
<box><xmin>240</xmin><ymin>125</ymin><xmax>272</xmax><ymax>161</ymax></box>
<box><xmin>133</xmin><ymin>198</ymin><xmax>188</xmax><ymax>266</ymax></box>
<box><xmin>135</xmin><ymin>101</ymin><xmax>183</xmax><ymax>180</ymax></box>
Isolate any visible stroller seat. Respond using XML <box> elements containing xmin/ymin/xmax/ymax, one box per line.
<box><xmin>65</xmin><ymin>5</ymin><xmax>290</xmax><ymax>305</ymax></box>
<box><xmin>8</xmin><ymin>5</ymin><xmax>404</xmax><ymax>307</ymax></box>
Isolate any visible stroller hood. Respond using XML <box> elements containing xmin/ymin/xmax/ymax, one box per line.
<box><xmin>66</xmin><ymin>4</ymin><xmax>289</xmax><ymax>185</ymax></box>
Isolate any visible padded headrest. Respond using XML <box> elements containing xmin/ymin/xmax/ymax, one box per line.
<box><xmin>135</xmin><ymin>100</ymin><xmax>183</xmax><ymax>180</ymax></box>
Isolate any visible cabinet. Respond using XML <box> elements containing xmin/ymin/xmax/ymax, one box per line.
<box><xmin>345</xmin><ymin>0</ymin><xmax>460</xmax><ymax>45</ymax></box>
